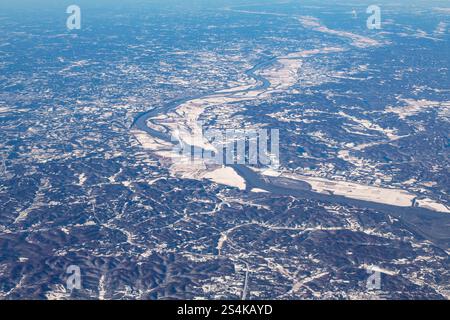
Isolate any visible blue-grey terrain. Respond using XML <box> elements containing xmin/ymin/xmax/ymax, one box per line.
<box><xmin>0</xmin><ymin>0</ymin><xmax>449</xmax><ymax>299</ymax></box>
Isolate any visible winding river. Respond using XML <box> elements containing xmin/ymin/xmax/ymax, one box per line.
<box><xmin>132</xmin><ymin>53</ymin><xmax>450</xmax><ymax>250</ymax></box>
